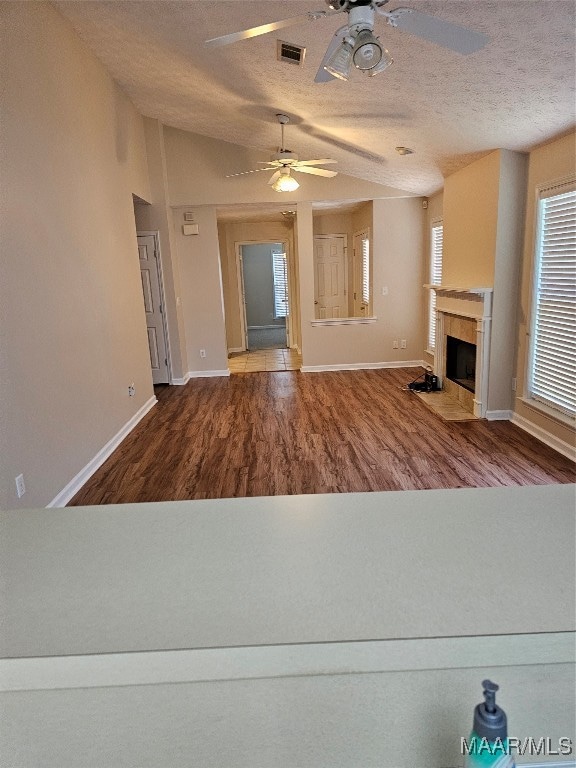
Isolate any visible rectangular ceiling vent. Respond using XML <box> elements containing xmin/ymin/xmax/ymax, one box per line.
<box><xmin>277</xmin><ymin>40</ymin><xmax>306</xmax><ymax>66</ymax></box>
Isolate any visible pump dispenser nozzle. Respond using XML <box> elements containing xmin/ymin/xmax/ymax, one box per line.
<box><xmin>483</xmin><ymin>679</ymin><xmax>499</xmax><ymax>713</ymax></box>
<box><xmin>472</xmin><ymin>679</ymin><xmax>508</xmax><ymax>741</ymax></box>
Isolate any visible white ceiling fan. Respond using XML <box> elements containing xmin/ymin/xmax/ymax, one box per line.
<box><xmin>206</xmin><ymin>0</ymin><xmax>489</xmax><ymax>82</ymax></box>
<box><xmin>225</xmin><ymin>114</ymin><xmax>338</xmax><ymax>191</ymax></box>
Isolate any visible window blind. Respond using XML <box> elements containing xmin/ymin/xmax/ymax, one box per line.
<box><xmin>428</xmin><ymin>223</ymin><xmax>443</xmax><ymax>351</ymax></box>
<box><xmin>529</xmin><ymin>184</ymin><xmax>576</xmax><ymax>416</ymax></box>
<box><xmin>272</xmin><ymin>251</ymin><xmax>289</xmax><ymax>318</ymax></box>
<box><xmin>361</xmin><ymin>237</ymin><xmax>370</xmax><ymax>306</ymax></box>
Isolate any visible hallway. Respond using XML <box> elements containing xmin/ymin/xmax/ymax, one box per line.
<box><xmin>228</xmin><ymin>348</ymin><xmax>302</xmax><ymax>373</ymax></box>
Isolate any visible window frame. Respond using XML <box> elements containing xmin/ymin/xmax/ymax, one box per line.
<box><xmin>526</xmin><ymin>176</ymin><xmax>576</xmax><ymax>420</ymax></box>
<box><xmin>427</xmin><ymin>219</ymin><xmax>443</xmax><ymax>354</ymax></box>
<box><xmin>272</xmin><ymin>249</ymin><xmax>289</xmax><ymax>319</ymax></box>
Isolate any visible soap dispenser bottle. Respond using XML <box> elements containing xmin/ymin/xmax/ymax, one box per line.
<box><xmin>464</xmin><ymin>680</ymin><xmax>515</xmax><ymax>768</ymax></box>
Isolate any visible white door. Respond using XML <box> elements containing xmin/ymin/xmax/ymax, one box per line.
<box><xmin>137</xmin><ymin>233</ymin><xmax>170</xmax><ymax>384</ymax></box>
<box><xmin>313</xmin><ymin>235</ymin><xmax>346</xmax><ymax>319</ymax></box>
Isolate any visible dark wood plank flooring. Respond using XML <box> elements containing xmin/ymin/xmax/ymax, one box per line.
<box><xmin>69</xmin><ymin>368</ymin><xmax>575</xmax><ymax>505</ymax></box>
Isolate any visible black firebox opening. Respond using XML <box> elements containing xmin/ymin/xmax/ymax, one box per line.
<box><xmin>446</xmin><ymin>336</ymin><xmax>476</xmax><ymax>393</ymax></box>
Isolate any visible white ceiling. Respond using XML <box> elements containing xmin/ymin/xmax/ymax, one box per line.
<box><xmin>55</xmin><ymin>0</ymin><xmax>575</xmax><ymax>196</ymax></box>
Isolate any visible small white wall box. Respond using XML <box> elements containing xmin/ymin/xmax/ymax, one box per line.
<box><xmin>184</xmin><ymin>212</ymin><xmax>195</xmax><ymax>221</ymax></box>
<box><xmin>182</xmin><ymin>224</ymin><xmax>199</xmax><ymax>235</ymax></box>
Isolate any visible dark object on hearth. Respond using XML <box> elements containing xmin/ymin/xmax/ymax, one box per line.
<box><xmin>407</xmin><ymin>367</ymin><xmax>439</xmax><ymax>392</ymax></box>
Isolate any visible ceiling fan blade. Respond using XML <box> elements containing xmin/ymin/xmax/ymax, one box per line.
<box><xmin>382</xmin><ymin>7</ymin><xmax>489</xmax><ymax>54</ymax></box>
<box><xmin>314</xmin><ymin>24</ymin><xmax>348</xmax><ymax>83</ymax></box>
<box><xmin>225</xmin><ymin>168</ymin><xmax>271</xmax><ymax>178</ymax></box>
<box><xmin>205</xmin><ymin>9</ymin><xmax>333</xmax><ymax>48</ymax></box>
<box><xmin>268</xmin><ymin>170</ymin><xmax>282</xmax><ymax>185</ymax></box>
<box><xmin>294</xmin><ymin>159</ymin><xmax>337</xmax><ymax>166</ymax></box>
<box><xmin>292</xmin><ymin>166</ymin><xmax>338</xmax><ymax>178</ymax></box>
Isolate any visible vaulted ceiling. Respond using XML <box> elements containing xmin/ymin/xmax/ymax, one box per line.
<box><xmin>55</xmin><ymin>0</ymin><xmax>575</xmax><ymax>196</ymax></box>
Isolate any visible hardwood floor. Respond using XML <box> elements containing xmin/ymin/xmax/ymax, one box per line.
<box><xmin>69</xmin><ymin>368</ymin><xmax>575</xmax><ymax>505</ymax></box>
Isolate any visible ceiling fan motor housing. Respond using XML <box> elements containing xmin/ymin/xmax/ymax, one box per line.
<box><xmin>272</xmin><ymin>150</ymin><xmax>299</xmax><ymax>165</ymax></box>
<box><xmin>326</xmin><ymin>0</ymin><xmax>381</xmax><ymax>8</ymax></box>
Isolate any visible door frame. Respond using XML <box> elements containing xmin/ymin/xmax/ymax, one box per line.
<box><xmin>137</xmin><ymin>230</ymin><xmax>172</xmax><ymax>384</ymax></box>
<box><xmin>235</xmin><ymin>240</ymin><xmax>293</xmax><ymax>351</ymax></box>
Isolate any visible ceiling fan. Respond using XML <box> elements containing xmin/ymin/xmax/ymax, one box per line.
<box><xmin>206</xmin><ymin>0</ymin><xmax>489</xmax><ymax>82</ymax></box>
<box><xmin>225</xmin><ymin>114</ymin><xmax>338</xmax><ymax>191</ymax></box>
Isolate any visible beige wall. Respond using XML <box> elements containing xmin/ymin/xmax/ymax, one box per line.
<box><xmin>0</xmin><ymin>2</ymin><xmax>153</xmax><ymax>509</ymax></box>
<box><xmin>171</xmin><ymin>207</ymin><xmax>229</xmax><ymax>375</ymax></box>
<box><xmin>513</xmin><ymin>131</ymin><xmax>576</xmax><ymax>449</ymax></box>
<box><xmin>488</xmin><ymin>150</ymin><xmax>528</xmax><ymax>412</ymax></box>
<box><xmin>443</xmin><ymin>151</ymin><xmax>501</xmax><ymax>286</ymax></box>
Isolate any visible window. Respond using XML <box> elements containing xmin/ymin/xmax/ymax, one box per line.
<box><xmin>361</xmin><ymin>236</ymin><xmax>370</xmax><ymax>306</ymax></box>
<box><xmin>528</xmin><ymin>182</ymin><xmax>576</xmax><ymax>417</ymax></box>
<box><xmin>428</xmin><ymin>221</ymin><xmax>443</xmax><ymax>351</ymax></box>
<box><xmin>272</xmin><ymin>250</ymin><xmax>289</xmax><ymax>318</ymax></box>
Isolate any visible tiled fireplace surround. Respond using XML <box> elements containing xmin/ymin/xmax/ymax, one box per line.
<box><xmin>431</xmin><ymin>287</ymin><xmax>493</xmax><ymax>418</ymax></box>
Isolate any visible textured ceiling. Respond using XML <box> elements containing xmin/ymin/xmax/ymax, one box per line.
<box><xmin>55</xmin><ymin>0</ymin><xmax>575</xmax><ymax>196</ymax></box>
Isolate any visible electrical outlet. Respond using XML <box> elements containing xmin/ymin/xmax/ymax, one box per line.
<box><xmin>381</xmin><ymin>286</ymin><xmax>388</xmax><ymax>296</ymax></box>
<box><xmin>128</xmin><ymin>383</ymin><xmax>135</xmax><ymax>397</ymax></box>
<box><xmin>393</xmin><ymin>340</ymin><xmax>399</xmax><ymax>349</ymax></box>
<box><xmin>199</xmin><ymin>349</ymin><xmax>206</xmax><ymax>358</ymax></box>
<box><xmin>400</xmin><ymin>339</ymin><xmax>407</xmax><ymax>349</ymax></box>
<box><xmin>15</xmin><ymin>474</ymin><xmax>26</xmax><ymax>498</ymax></box>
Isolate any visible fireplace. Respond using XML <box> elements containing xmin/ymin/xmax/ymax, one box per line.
<box><xmin>446</xmin><ymin>336</ymin><xmax>476</xmax><ymax>393</ymax></box>
<box><xmin>426</xmin><ymin>285</ymin><xmax>493</xmax><ymax>418</ymax></box>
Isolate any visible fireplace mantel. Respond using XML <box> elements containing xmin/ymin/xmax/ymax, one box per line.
<box><xmin>425</xmin><ymin>285</ymin><xmax>493</xmax><ymax>320</ymax></box>
<box><xmin>425</xmin><ymin>284</ymin><xmax>492</xmax><ymax>295</ymax></box>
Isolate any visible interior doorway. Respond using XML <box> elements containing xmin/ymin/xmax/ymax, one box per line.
<box><xmin>137</xmin><ymin>231</ymin><xmax>171</xmax><ymax>384</ymax></box>
<box><xmin>238</xmin><ymin>242</ymin><xmax>290</xmax><ymax>351</ymax></box>
<box><xmin>228</xmin><ymin>239</ymin><xmax>300</xmax><ymax>373</ymax></box>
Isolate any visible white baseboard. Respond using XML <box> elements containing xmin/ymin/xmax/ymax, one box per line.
<box><xmin>301</xmin><ymin>360</ymin><xmax>425</xmax><ymax>373</ymax></box>
<box><xmin>227</xmin><ymin>347</ymin><xmax>245</xmax><ymax>354</ymax></box>
<box><xmin>47</xmin><ymin>396</ymin><xmax>157</xmax><ymax>508</ymax></box>
<box><xmin>248</xmin><ymin>325</ymin><xmax>285</xmax><ymax>330</ymax></box>
<box><xmin>171</xmin><ymin>375</ymin><xmax>190</xmax><ymax>385</ymax></box>
<box><xmin>187</xmin><ymin>369</ymin><xmax>230</xmax><ymax>378</ymax></box>
<box><xmin>511</xmin><ymin>413</ymin><xmax>576</xmax><ymax>462</ymax></box>
<box><xmin>486</xmin><ymin>409</ymin><xmax>513</xmax><ymax>421</ymax></box>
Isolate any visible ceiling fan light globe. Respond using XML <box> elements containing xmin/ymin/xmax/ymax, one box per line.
<box><xmin>324</xmin><ymin>39</ymin><xmax>353</xmax><ymax>81</ymax></box>
<box><xmin>272</xmin><ymin>173</ymin><xmax>300</xmax><ymax>192</ymax></box>
<box><xmin>353</xmin><ymin>30</ymin><xmax>383</xmax><ymax>71</ymax></box>
<box><xmin>368</xmin><ymin>47</ymin><xmax>393</xmax><ymax>76</ymax></box>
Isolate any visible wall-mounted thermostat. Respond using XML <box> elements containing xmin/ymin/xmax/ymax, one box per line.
<box><xmin>182</xmin><ymin>224</ymin><xmax>199</xmax><ymax>235</ymax></box>
<box><xmin>184</xmin><ymin>212</ymin><xmax>195</xmax><ymax>222</ymax></box>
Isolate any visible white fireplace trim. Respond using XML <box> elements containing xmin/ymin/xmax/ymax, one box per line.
<box><xmin>426</xmin><ymin>286</ymin><xmax>494</xmax><ymax>418</ymax></box>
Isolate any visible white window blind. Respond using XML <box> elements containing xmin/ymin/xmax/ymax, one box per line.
<box><xmin>529</xmin><ymin>183</ymin><xmax>576</xmax><ymax>416</ymax></box>
<box><xmin>428</xmin><ymin>222</ymin><xmax>443</xmax><ymax>351</ymax></box>
<box><xmin>361</xmin><ymin>236</ymin><xmax>370</xmax><ymax>306</ymax></box>
<box><xmin>272</xmin><ymin>251</ymin><xmax>289</xmax><ymax>318</ymax></box>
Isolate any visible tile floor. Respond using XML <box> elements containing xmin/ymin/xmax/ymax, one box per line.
<box><xmin>228</xmin><ymin>348</ymin><xmax>302</xmax><ymax>373</ymax></box>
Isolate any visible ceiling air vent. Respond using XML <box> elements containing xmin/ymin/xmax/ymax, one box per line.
<box><xmin>277</xmin><ymin>40</ymin><xmax>306</xmax><ymax>66</ymax></box>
